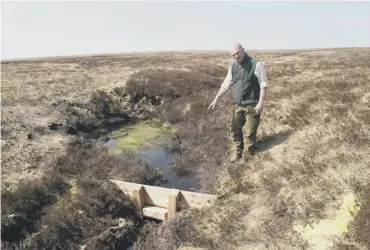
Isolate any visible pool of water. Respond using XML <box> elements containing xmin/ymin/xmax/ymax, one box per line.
<box><xmin>136</xmin><ymin>147</ymin><xmax>201</xmax><ymax>192</ymax></box>
<box><xmin>103</xmin><ymin>137</ymin><xmax>202</xmax><ymax>192</ymax></box>
<box><xmin>101</xmin><ymin>119</ymin><xmax>202</xmax><ymax>192</ymax></box>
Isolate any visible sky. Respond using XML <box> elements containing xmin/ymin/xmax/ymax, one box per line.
<box><xmin>1</xmin><ymin>1</ymin><xmax>370</xmax><ymax>60</ymax></box>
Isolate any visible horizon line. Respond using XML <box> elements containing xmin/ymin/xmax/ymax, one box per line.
<box><xmin>2</xmin><ymin>46</ymin><xmax>369</xmax><ymax>63</ymax></box>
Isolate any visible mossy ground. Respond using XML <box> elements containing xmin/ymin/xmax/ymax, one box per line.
<box><xmin>107</xmin><ymin>118</ymin><xmax>176</xmax><ymax>154</ymax></box>
<box><xmin>293</xmin><ymin>192</ymin><xmax>361</xmax><ymax>250</ymax></box>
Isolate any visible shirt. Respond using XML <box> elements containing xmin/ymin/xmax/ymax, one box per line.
<box><xmin>220</xmin><ymin>61</ymin><xmax>268</xmax><ymax>90</ymax></box>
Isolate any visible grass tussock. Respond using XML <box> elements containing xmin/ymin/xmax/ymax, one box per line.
<box><xmin>49</xmin><ymin>87</ymin><xmax>138</xmax><ymax>137</ymax></box>
<box><xmin>132</xmin><ymin>210</ymin><xmax>209</xmax><ymax>250</ymax></box>
<box><xmin>2</xmin><ymin>179</ymin><xmax>139</xmax><ymax>250</ymax></box>
<box><xmin>27</xmin><ymin>179</ymin><xmax>138</xmax><ymax>250</ymax></box>
<box><xmin>1</xmin><ymin>174</ymin><xmax>69</xmax><ymax>245</ymax></box>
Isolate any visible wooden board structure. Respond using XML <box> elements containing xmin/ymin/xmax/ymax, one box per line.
<box><xmin>110</xmin><ymin>179</ymin><xmax>216</xmax><ymax>220</ymax></box>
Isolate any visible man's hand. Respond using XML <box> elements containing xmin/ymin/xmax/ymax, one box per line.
<box><xmin>208</xmin><ymin>99</ymin><xmax>217</xmax><ymax>110</ymax></box>
<box><xmin>255</xmin><ymin>87</ymin><xmax>267</xmax><ymax>115</ymax></box>
<box><xmin>254</xmin><ymin>101</ymin><xmax>265</xmax><ymax>115</ymax></box>
<box><xmin>208</xmin><ymin>87</ymin><xmax>227</xmax><ymax>110</ymax></box>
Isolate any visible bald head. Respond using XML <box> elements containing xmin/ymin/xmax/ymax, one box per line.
<box><xmin>230</xmin><ymin>42</ymin><xmax>245</xmax><ymax>63</ymax></box>
<box><xmin>230</xmin><ymin>43</ymin><xmax>243</xmax><ymax>54</ymax></box>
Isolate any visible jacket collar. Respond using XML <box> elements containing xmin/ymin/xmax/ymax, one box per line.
<box><xmin>239</xmin><ymin>52</ymin><xmax>251</xmax><ymax>64</ymax></box>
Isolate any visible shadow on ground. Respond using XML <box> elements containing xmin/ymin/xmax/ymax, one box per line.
<box><xmin>256</xmin><ymin>130</ymin><xmax>294</xmax><ymax>152</ymax></box>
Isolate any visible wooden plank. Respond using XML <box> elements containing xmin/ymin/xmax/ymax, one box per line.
<box><xmin>178</xmin><ymin>190</ymin><xmax>216</xmax><ymax>210</ymax></box>
<box><xmin>131</xmin><ymin>187</ymin><xmax>145</xmax><ymax>209</ymax></box>
<box><xmin>110</xmin><ymin>180</ymin><xmax>179</xmax><ymax>208</ymax></box>
<box><xmin>143</xmin><ymin>186</ymin><xmax>177</xmax><ymax>208</ymax></box>
<box><xmin>110</xmin><ymin>180</ymin><xmax>145</xmax><ymax>195</ymax></box>
<box><xmin>167</xmin><ymin>190</ymin><xmax>178</xmax><ymax>218</ymax></box>
<box><xmin>110</xmin><ymin>180</ymin><xmax>216</xmax><ymax>209</ymax></box>
<box><xmin>143</xmin><ymin>206</ymin><xmax>168</xmax><ymax>220</ymax></box>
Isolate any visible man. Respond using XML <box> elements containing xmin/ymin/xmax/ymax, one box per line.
<box><xmin>208</xmin><ymin>43</ymin><xmax>268</xmax><ymax>163</ymax></box>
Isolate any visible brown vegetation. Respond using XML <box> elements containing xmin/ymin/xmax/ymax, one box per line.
<box><xmin>2</xmin><ymin>48</ymin><xmax>370</xmax><ymax>249</ymax></box>
<box><xmin>1</xmin><ymin>174</ymin><xmax>68</xmax><ymax>244</ymax></box>
<box><xmin>1</xmin><ymin>140</ymin><xmax>160</xmax><ymax>249</ymax></box>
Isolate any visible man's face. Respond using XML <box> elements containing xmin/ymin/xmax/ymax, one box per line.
<box><xmin>231</xmin><ymin>48</ymin><xmax>245</xmax><ymax>63</ymax></box>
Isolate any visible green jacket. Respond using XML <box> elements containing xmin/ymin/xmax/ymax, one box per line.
<box><xmin>231</xmin><ymin>53</ymin><xmax>260</xmax><ymax>106</ymax></box>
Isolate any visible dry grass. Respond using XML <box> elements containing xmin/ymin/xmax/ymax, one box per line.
<box><xmin>2</xmin><ymin>48</ymin><xmax>370</xmax><ymax>249</ymax></box>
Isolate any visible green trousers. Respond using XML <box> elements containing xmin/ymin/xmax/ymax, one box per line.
<box><xmin>230</xmin><ymin>104</ymin><xmax>261</xmax><ymax>156</ymax></box>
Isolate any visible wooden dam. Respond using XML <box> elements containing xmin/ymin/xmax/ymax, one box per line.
<box><xmin>110</xmin><ymin>179</ymin><xmax>217</xmax><ymax>220</ymax></box>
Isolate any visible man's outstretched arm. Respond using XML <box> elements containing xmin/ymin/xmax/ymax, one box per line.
<box><xmin>208</xmin><ymin>66</ymin><xmax>232</xmax><ymax>109</ymax></box>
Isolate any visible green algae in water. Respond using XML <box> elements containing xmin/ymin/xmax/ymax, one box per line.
<box><xmin>106</xmin><ymin>119</ymin><xmax>176</xmax><ymax>155</ymax></box>
<box><xmin>105</xmin><ymin>119</ymin><xmax>202</xmax><ymax>191</ymax></box>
